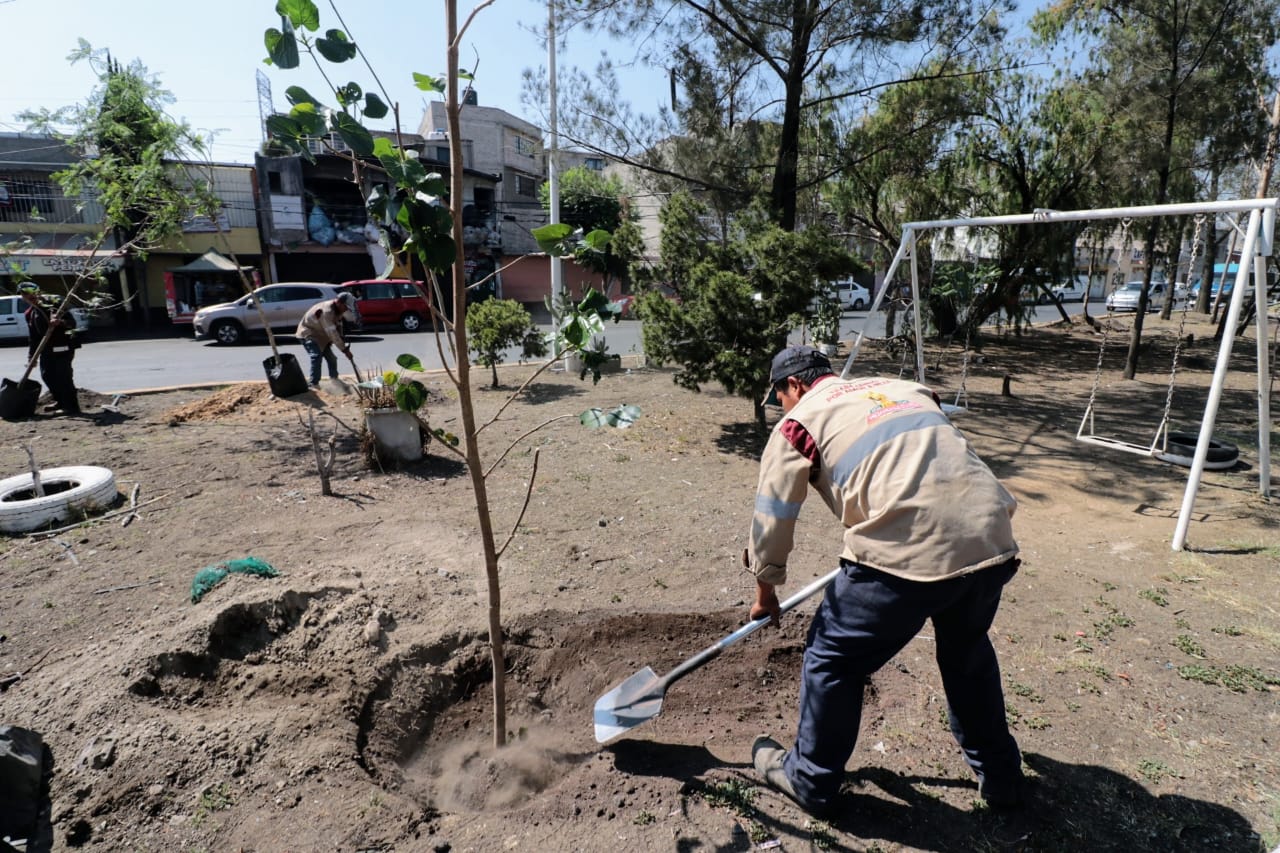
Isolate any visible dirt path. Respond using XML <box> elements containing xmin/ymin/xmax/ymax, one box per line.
<box><xmin>0</xmin><ymin>315</ymin><xmax>1277</xmax><ymax>852</ymax></box>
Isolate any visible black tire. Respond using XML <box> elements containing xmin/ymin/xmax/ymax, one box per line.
<box><xmin>400</xmin><ymin>312</ymin><xmax>423</xmax><ymax>332</ymax></box>
<box><xmin>211</xmin><ymin>319</ymin><xmax>244</xmax><ymax>345</ymax></box>
<box><xmin>1038</xmin><ymin>292</ymin><xmax>1052</xmax><ymax>305</ymax></box>
<box><xmin>1154</xmin><ymin>431</ymin><xmax>1240</xmax><ymax>470</ymax></box>
<box><xmin>852</xmin><ymin>299</ymin><xmax>866</xmax><ymax>311</ymax></box>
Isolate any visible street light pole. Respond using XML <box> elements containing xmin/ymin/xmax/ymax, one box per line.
<box><xmin>547</xmin><ymin>0</ymin><xmax>563</xmax><ymax>360</ymax></box>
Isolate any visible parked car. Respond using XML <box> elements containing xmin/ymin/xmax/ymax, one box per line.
<box><xmin>0</xmin><ymin>294</ymin><xmax>91</xmax><ymax>343</ymax></box>
<box><xmin>339</xmin><ymin>279</ymin><xmax>433</xmax><ymax>332</ymax></box>
<box><xmin>813</xmin><ymin>280</ymin><xmax>871</xmax><ymax>312</ymax></box>
<box><xmin>1051</xmin><ymin>276</ymin><xmax>1090</xmax><ymax>303</ymax></box>
<box><xmin>193</xmin><ymin>282</ymin><xmax>343</xmax><ymax>345</ymax></box>
<box><xmin>1106</xmin><ymin>280</ymin><xmax>1166</xmax><ymax>313</ymax></box>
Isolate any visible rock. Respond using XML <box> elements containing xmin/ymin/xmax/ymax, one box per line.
<box><xmin>363</xmin><ymin>619</ymin><xmax>382</xmax><ymax>646</ymax></box>
<box><xmin>75</xmin><ymin>735</ymin><xmax>117</xmax><ymax>771</ymax></box>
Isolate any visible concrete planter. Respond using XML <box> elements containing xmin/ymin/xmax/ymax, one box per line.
<box><xmin>363</xmin><ymin>409</ymin><xmax>423</xmax><ymax>463</ymax></box>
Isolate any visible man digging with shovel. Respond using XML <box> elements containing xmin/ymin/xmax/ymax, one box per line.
<box><xmin>745</xmin><ymin>345</ymin><xmax>1024</xmax><ymax>817</ymax></box>
<box><xmin>296</xmin><ymin>292</ymin><xmax>356</xmax><ymax>389</ymax></box>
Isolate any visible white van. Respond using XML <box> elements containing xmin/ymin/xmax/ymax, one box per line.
<box><xmin>0</xmin><ymin>294</ymin><xmax>92</xmax><ymax>342</ymax></box>
<box><xmin>1051</xmin><ymin>275</ymin><xmax>1090</xmax><ymax>303</ymax></box>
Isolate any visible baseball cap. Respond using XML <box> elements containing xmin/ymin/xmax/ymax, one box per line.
<box><xmin>17</xmin><ymin>282</ymin><xmax>39</xmax><ymax>294</ymax></box>
<box><xmin>336</xmin><ymin>292</ymin><xmax>356</xmax><ymax>309</ymax></box>
<box><xmin>762</xmin><ymin>345</ymin><xmax>832</xmax><ymax>406</ymax></box>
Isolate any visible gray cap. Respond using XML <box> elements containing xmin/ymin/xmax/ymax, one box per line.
<box><xmin>763</xmin><ymin>345</ymin><xmax>832</xmax><ymax>406</ymax></box>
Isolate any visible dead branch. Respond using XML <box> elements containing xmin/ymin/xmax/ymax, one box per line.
<box><xmin>28</xmin><ymin>494</ymin><xmax>168</xmax><ymax>539</ymax></box>
<box><xmin>495</xmin><ymin>447</ymin><xmax>540</xmax><ymax>561</ymax></box>
<box><xmin>120</xmin><ymin>483</ymin><xmax>142</xmax><ymax>527</ymax></box>
<box><xmin>93</xmin><ymin>579</ymin><xmax>161</xmax><ymax>595</ymax></box>
<box><xmin>22</xmin><ymin>445</ymin><xmax>44</xmax><ymax>498</ymax></box>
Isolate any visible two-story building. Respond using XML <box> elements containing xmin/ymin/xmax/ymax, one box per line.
<box><xmin>255</xmin><ymin>128</ymin><xmax>503</xmax><ymax>309</ymax></box>
<box><xmin>0</xmin><ymin>133</ymin><xmax>124</xmax><ymax>317</ymax></box>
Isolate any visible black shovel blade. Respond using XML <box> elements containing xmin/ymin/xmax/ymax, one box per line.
<box><xmin>593</xmin><ymin>666</ymin><xmax>665</xmax><ymax>743</ymax></box>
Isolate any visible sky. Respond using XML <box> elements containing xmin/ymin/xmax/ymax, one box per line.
<box><xmin>0</xmin><ymin>0</ymin><xmax>664</xmax><ymax>164</ymax></box>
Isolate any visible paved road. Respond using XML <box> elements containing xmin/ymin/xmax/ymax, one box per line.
<box><xmin>0</xmin><ymin>301</ymin><xmax>1087</xmax><ymax>395</ymax></box>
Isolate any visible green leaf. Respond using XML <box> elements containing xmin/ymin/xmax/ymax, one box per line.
<box><xmin>413</xmin><ymin>72</ymin><xmax>446</xmax><ymax>93</ymax></box>
<box><xmin>364</xmin><ymin>93</ymin><xmax>389</xmax><ymax>119</ymax></box>
<box><xmin>264</xmin><ymin>24</ymin><xmax>300</xmax><ymax>69</ymax></box>
<box><xmin>395</xmin><ymin>353</ymin><xmax>424</xmax><ymax>372</ymax></box>
<box><xmin>316</xmin><ymin>29</ymin><xmax>358</xmax><ymax>62</ymax></box>
<box><xmin>288</xmin><ymin>102</ymin><xmax>326</xmax><ymax>135</ymax></box>
<box><xmin>458</xmin><ymin>69</ymin><xmax>475</xmax><ymax>81</ymax></box>
<box><xmin>285</xmin><ymin>85</ymin><xmax>322</xmax><ymax>107</ymax></box>
<box><xmin>581</xmin><ymin>229</ymin><xmax>612</xmax><ymax>252</ymax></box>
<box><xmin>330</xmin><ymin>112</ymin><xmax>373</xmax><ymax>155</ymax></box>
<box><xmin>532</xmin><ymin>222</ymin><xmax>575</xmax><ymax>254</ymax></box>
<box><xmin>276</xmin><ymin>0</ymin><xmax>319</xmax><ymax>31</ymax></box>
<box><xmin>372</xmin><ymin>137</ymin><xmax>396</xmax><ymax>159</ymax></box>
<box><xmin>394</xmin><ymin>379</ymin><xmax>427</xmax><ymax>412</ymax></box>
<box><xmin>335</xmin><ymin>81</ymin><xmax>363</xmax><ymax>107</ymax></box>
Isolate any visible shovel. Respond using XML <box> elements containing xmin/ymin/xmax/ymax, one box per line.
<box><xmin>318</xmin><ymin>350</ymin><xmax>363</xmax><ymax>395</ymax></box>
<box><xmin>593</xmin><ymin>568</ymin><xmax>840</xmax><ymax>744</ymax></box>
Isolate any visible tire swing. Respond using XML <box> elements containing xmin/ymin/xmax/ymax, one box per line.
<box><xmin>0</xmin><ymin>466</ymin><xmax>118</xmax><ymax>534</ymax></box>
<box><xmin>1153</xmin><ymin>431</ymin><xmax>1240</xmax><ymax>470</ymax></box>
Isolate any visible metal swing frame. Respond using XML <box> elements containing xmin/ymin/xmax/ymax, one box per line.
<box><xmin>839</xmin><ymin>199</ymin><xmax>1277</xmax><ymax>552</ymax></box>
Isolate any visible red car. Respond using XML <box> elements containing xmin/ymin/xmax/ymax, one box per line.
<box><xmin>339</xmin><ymin>279</ymin><xmax>433</xmax><ymax>332</ymax></box>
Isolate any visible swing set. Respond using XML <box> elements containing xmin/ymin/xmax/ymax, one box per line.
<box><xmin>840</xmin><ymin>199</ymin><xmax>1277</xmax><ymax>551</ymax></box>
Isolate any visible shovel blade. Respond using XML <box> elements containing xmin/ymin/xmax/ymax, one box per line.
<box><xmin>593</xmin><ymin>666</ymin><xmax>666</xmax><ymax>743</ymax></box>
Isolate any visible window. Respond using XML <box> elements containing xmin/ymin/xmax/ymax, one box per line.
<box><xmin>364</xmin><ymin>283</ymin><xmax>397</xmax><ymax>300</ymax></box>
<box><xmin>0</xmin><ymin>297</ymin><xmax>15</xmax><ymax>316</ymax></box>
<box><xmin>514</xmin><ymin>174</ymin><xmax>538</xmax><ymax>197</ymax></box>
<box><xmin>583</xmin><ymin>157</ymin><xmax>605</xmax><ymax>171</ymax></box>
<box><xmin>282</xmin><ymin>286</ymin><xmax>323</xmax><ymax>302</ymax></box>
<box><xmin>434</xmin><ymin>146</ymin><xmax>450</xmax><ymax>162</ymax></box>
<box><xmin>513</xmin><ymin>135</ymin><xmax>536</xmax><ymax>157</ymax></box>
<box><xmin>267</xmin><ymin>171</ymin><xmax>283</xmax><ymax>193</ymax></box>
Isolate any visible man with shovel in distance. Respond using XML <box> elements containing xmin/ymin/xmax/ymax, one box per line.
<box><xmin>19</xmin><ymin>282</ymin><xmax>81</xmax><ymax>416</ymax></box>
<box><xmin>745</xmin><ymin>345</ymin><xmax>1023</xmax><ymax>817</ymax></box>
<box><xmin>296</xmin><ymin>292</ymin><xmax>356</xmax><ymax>388</ymax></box>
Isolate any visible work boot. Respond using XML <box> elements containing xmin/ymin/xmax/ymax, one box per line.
<box><xmin>978</xmin><ymin>774</ymin><xmax>1025</xmax><ymax>809</ymax></box>
<box><xmin>752</xmin><ymin>736</ymin><xmax>805</xmax><ymax>806</ymax></box>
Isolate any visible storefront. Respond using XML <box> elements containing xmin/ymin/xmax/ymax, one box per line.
<box><xmin>1</xmin><ymin>248</ymin><xmax>124</xmax><ymax>294</ymax></box>
<box><xmin>163</xmin><ymin>249</ymin><xmax>261</xmax><ymax>325</ymax></box>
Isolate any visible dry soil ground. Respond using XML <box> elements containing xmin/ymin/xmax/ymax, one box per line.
<box><xmin>1</xmin><ymin>312</ymin><xmax>1278</xmax><ymax>853</ymax></box>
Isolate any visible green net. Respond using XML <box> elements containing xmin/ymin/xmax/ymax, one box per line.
<box><xmin>190</xmin><ymin>557</ymin><xmax>279</xmax><ymax>604</ymax></box>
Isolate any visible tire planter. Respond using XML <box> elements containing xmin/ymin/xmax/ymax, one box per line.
<box><xmin>0</xmin><ymin>466</ymin><xmax>118</xmax><ymax>534</ymax></box>
<box><xmin>1153</xmin><ymin>431</ymin><xmax>1240</xmax><ymax>471</ymax></box>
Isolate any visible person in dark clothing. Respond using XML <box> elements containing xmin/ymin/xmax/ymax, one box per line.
<box><xmin>19</xmin><ymin>283</ymin><xmax>81</xmax><ymax>416</ymax></box>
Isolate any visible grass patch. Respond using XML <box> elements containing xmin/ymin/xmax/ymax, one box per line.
<box><xmin>1177</xmin><ymin>664</ymin><xmax>1280</xmax><ymax>693</ymax></box>
<box><xmin>1007</xmin><ymin>681</ymin><xmax>1044</xmax><ymax>703</ymax></box>
<box><xmin>1025</xmin><ymin>716</ymin><xmax>1051</xmax><ymax>730</ymax></box>
<box><xmin>1075</xmin><ymin>661</ymin><xmax>1112</xmax><ymax>681</ymax></box>
<box><xmin>1172</xmin><ymin>634</ymin><xmax>1206</xmax><ymax>658</ymax></box>
<box><xmin>1139</xmin><ymin>588</ymin><xmax>1169</xmax><ymax>607</ymax></box>
<box><xmin>633</xmin><ymin>810</ymin><xmax>655</xmax><ymax>825</ymax></box>
<box><xmin>1137</xmin><ymin>758</ymin><xmax>1177</xmax><ymax>784</ymax></box>
<box><xmin>1093</xmin><ymin>611</ymin><xmax>1135</xmax><ymax>640</ymax></box>
<box><xmin>697</xmin><ymin>778</ymin><xmax>757</xmax><ymax>814</ymax></box>
<box><xmin>808</xmin><ymin>820</ymin><xmax>837</xmax><ymax>850</ymax></box>
<box><xmin>1211</xmin><ymin>625</ymin><xmax>1244</xmax><ymax>636</ymax></box>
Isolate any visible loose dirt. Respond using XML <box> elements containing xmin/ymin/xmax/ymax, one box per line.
<box><xmin>1</xmin><ymin>313</ymin><xmax>1277</xmax><ymax>852</ymax></box>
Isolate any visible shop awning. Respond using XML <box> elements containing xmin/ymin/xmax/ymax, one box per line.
<box><xmin>167</xmin><ymin>249</ymin><xmax>252</xmax><ymax>274</ymax></box>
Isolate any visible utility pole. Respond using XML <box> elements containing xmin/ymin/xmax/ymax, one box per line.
<box><xmin>547</xmin><ymin>0</ymin><xmax>563</xmax><ymax>360</ymax></box>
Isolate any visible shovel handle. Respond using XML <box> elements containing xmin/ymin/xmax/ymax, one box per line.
<box><xmin>662</xmin><ymin>567</ymin><xmax>841</xmax><ymax>688</ymax></box>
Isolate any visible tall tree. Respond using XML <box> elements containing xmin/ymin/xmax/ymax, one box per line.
<box><xmin>554</xmin><ymin>0</ymin><xmax>1009</xmax><ymax>231</ymax></box>
<box><xmin>1033</xmin><ymin>0</ymin><xmax>1280</xmax><ymax>377</ymax></box>
<box><xmin>22</xmin><ymin>42</ymin><xmax>202</xmax><ymax>327</ymax></box>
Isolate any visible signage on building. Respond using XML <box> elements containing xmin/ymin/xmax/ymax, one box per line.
<box><xmin>2</xmin><ymin>251</ymin><xmax>124</xmax><ymax>277</ymax></box>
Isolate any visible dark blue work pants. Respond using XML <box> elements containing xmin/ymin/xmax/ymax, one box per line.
<box><xmin>302</xmin><ymin>338</ymin><xmax>338</xmax><ymax>385</ymax></box>
<box><xmin>783</xmin><ymin>558</ymin><xmax>1023</xmax><ymax>810</ymax></box>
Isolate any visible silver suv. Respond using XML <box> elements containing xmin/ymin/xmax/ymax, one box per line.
<box><xmin>193</xmin><ymin>283</ymin><xmax>343</xmax><ymax>345</ymax></box>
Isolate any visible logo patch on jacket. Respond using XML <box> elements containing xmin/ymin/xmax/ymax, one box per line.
<box><xmin>865</xmin><ymin>391</ymin><xmax>921</xmax><ymax>423</ymax></box>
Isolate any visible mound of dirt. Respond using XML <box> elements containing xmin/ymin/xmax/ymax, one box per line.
<box><xmin>161</xmin><ymin>383</ymin><xmax>275</xmax><ymax>424</ymax></box>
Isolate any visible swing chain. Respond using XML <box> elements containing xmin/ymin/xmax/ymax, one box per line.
<box><xmin>1160</xmin><ymin>214</ymin><xmax>1208</xmax><ymax>435</ymax></box>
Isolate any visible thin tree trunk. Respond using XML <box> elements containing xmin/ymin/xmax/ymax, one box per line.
<box><xmin>446</xmin><ymin>0</ymin><xmax>506</xmax><ymax>749</ymax></box>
